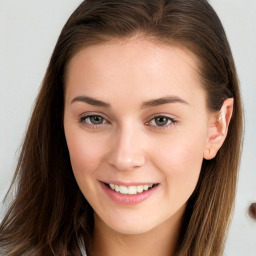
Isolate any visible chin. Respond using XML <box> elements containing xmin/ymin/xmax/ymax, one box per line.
<box><xmin>107</xmin><ymin>220</ymin><xmax>159</xmax><ymax>235</ymax></box>
<box><xmin>94</xmin><ymin>209</ymin><xmax>174</xmax><ymax>236</ymax></box>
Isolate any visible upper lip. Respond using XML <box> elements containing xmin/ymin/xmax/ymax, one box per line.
<box><xmin>101</xmin><ymin>181</ymin><xmax>159</xmax><ymax>186</ymax></box>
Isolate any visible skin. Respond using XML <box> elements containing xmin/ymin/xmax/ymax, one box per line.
<box><xmin>64</xmin><ymin>38</ymin><xmax>233</xmax><ymax>256</ymax></box>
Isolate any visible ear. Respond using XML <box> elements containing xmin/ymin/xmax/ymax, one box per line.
<box><xmin>204</xmin><ymin>98</ymin><xmax>234</xmax><ymax>160</ymax></box>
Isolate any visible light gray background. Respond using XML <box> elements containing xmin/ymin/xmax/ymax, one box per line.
<box><xmin>0</xmin><ymin>1</ymin><xmax>255</xmax><ymax>255</ymax></box>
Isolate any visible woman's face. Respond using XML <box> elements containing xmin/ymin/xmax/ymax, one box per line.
<box><xmin>64</xmin><ymin>39</ymin><xmax>213</xmax><ymax>235</ymax></box>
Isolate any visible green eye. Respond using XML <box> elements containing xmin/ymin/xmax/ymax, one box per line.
<box><xmin>147</xmin><ymin>115</ymin><xmax>177</xmax><ymax>128</ymax></box>
<box><xmin>83</xmin><ymin>115</ymin><xmax>106</xmax><ymax>125</ymax></box>
<box><xmin>154</xmin><ymin>116</ymin><xmax>170</xmax><ymax>126</ymax></box>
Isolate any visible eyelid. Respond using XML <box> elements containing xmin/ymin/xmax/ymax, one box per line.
<box><xmin>145</xmin><ymin>114</ymin><xmax>178</xmax><ymax>129</ymax></box>
<box><xmin>78</xmin><ymin>111</ymin><xmax>109</xmax><ymax>119</ymax></box>
<box><xmin>84</xmin><ymin>116</ymin><xmax>107</xmax><ymax>125</ymax></box>
<box><xmin>77</xmin><ymin>112</ymin><xmax>178</xmax><ymax>130</ymax></box>
<box><xmin>78</xmin><ymin>112</ymin><xmax>110</xmax><ymax>128</ymax></box>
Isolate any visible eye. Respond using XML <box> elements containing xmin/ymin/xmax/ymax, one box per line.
<box><xmin>153</xmin><ymin>116</ymin><xmax>170</xmax><ymax>126</ymax></box>
<box><xmin>146</xmin><ymin>115</ymin><xmax>177</xmax><ymax>128</ymax></box>
<box><xmin>80</xmin><ymin>115</ymin><xmax>107</xmax><ymax>125</ymax></box>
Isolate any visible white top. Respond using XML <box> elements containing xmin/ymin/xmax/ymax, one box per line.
<box><xmin>79</xmin><ymin>238</ymin><xmax>87</xmax><ymax>256</ymax></box>
<box><xmin>81</xmin><ymin>247</ymin><xmax>87</xmax><ymax>256</ymax></box>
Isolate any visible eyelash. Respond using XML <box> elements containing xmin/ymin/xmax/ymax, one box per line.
<box><xmin>79</xmin><ymin>114</ymin><xmax>108</xmax><ymax>129</ymax></box>
<box><xmin>145</xmin><ymin>115</ymin><xmax>178</xmax><ymax>129</ymax></box>
<box><xmin>79</xmin><ymin>114</ymin><xmax>178</xmax><ymax>129</ymax></box>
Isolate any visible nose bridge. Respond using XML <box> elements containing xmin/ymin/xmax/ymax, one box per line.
<box><xmin>107</xmin><ymin>122</ymin><xmax>145</xmax><ymax>171</ymax></box>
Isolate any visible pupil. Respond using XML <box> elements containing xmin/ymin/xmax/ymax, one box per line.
<box><xmin>90</xmin><ymin>116</ymin><xmax>103</xmax><ymax>124</ymax></box>
<box><xmin>156</xmin><ymin>117</ymin><xmax>168</xmax><ymax>126</ymax></box>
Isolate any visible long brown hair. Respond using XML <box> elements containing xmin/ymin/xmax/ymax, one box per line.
<box><xmin>0</xmin><ymin>0</ymin><xmax>243</xmax><ymax>255</ymax></box>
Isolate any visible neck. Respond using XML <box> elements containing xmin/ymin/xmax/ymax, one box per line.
<box><xmin>88</xmin><ymin>206</ymin><xmax>185</xmax><ymax>256</ymax></box>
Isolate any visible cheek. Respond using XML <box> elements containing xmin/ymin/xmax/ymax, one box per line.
<box><xmin>65</xmin><ymin>128</ymin><xmax>107</xmax><ymax>177</ymax></box>
<box><xmin>153</xmin><ymin>130</ymin><xmax>206</xmax><ymax>193</ymax></box>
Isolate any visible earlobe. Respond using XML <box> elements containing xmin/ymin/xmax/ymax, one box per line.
<box><xmin>203</xmin><ymin>98</ymin><xmax>234</xmax><ymax>160</ymax></box>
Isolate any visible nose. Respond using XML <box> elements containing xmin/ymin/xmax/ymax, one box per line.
<box><xmin>107</xmin><ymin>125</ymin><xmax>146</xmax><ymax>171</ymax></box>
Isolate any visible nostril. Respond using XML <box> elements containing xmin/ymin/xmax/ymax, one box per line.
<box><xmin>248</xmin><ymin>202</ymin><xmax>256</xmax><ymax>221</ymax></box>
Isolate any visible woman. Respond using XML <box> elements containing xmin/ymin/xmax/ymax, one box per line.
<box><xmin>0</xmin><ymin>0</ymin><xmax>243</xmax><ymax>255</ymax></box>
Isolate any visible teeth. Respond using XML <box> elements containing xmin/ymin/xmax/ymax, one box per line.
<box><xmin>143</xmin><ymin>185</ymin><xmax>149</xmax><ymax>191</ymax></box>
<box><xmin>119</xmin><ymin>186</ymin><xmax>128</xmax><ymax>194</ymax></box>
<box><xmin>108</xmin><ymin>183</ymin><xmax>156</xmax><ymax>195</ymax></box>
<box><xmin>114</xmin><ymin>185</ymin><xmax>120</xmax><ymax>192</ymax></box>
<box><xmin>128</xmin><ymin>186</ymin><xmax>137</xmax><ymax>195</ymax></box>
<box><xmin>137</xmin><ymin>185</ymin><xmax>143</xmax><ymax>193</ymax></box>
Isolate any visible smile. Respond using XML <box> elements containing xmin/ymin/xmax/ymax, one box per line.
<box><xmin>101</xmin><ymin>182</ymin><xmax>159</xmax><ymax>205</ymax></box>
<box><xmin>106</xmin><ymin>183</ymin><xmax>158</xmax><ymax>195</ymax></box>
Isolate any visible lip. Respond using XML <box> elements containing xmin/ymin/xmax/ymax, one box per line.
<box><xmin>102</xmin><ymin>180</ymin><xmax>157</xmax><ymax>186</ymax></box>
<box><xmin>100</xmin><ymin>181</ymin><xmax>159</xmax><ymax>205</ymax></box>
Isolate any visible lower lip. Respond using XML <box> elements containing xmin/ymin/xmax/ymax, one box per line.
<box><xmin>101</xmin><ymin>183</ymin><xmax>159</xmax><ymax>205</ymax></box>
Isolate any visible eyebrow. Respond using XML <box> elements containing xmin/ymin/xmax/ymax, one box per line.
<box><xmin>71</xmin><ymin>96</ymin><xmax>111</xmax><ymax>108</ymax></box>
<box><xmin>71</xmin><ymin>95</ymin><xmax>189</xmax><ymax>108</ymax></box>
<box><xmin>141</xmin><ymin>96</ymin><xmax>189</xmax><ymax>109</ymax></box>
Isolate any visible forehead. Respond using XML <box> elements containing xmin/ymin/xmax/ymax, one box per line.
<box><xmin>65</xmin><ymin>39</ymin><xmax>206</xmax><ymax>107</ymax></box>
